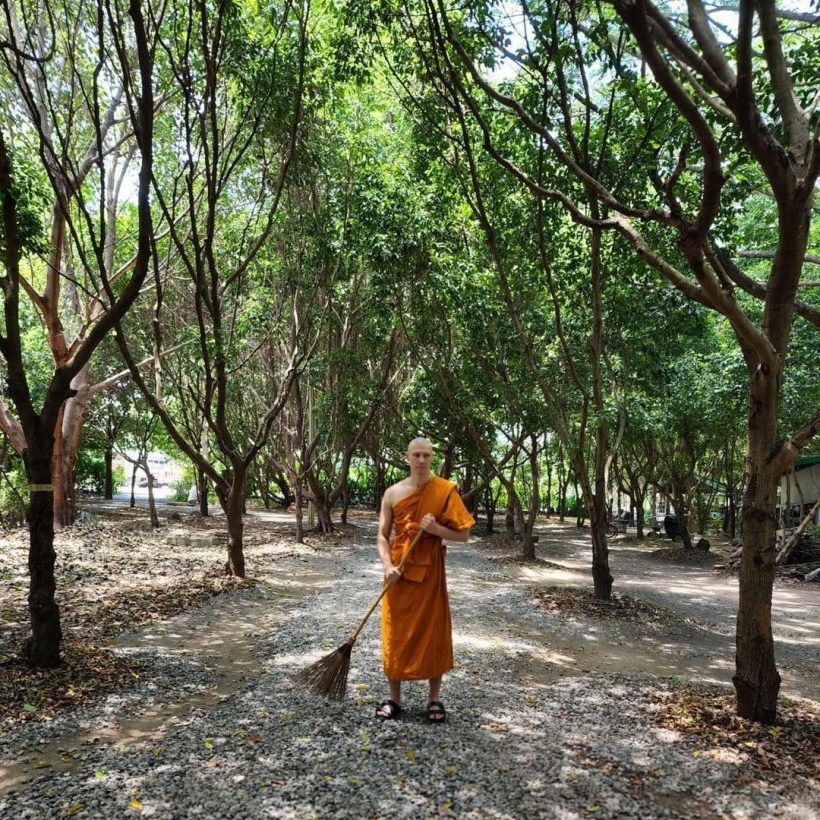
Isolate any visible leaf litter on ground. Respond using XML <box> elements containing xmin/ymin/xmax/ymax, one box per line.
<box><xmin>651</xmin><ymin>684</ymin><xmax>820</xmax><ymax>787</ymax></box>
<box><xmin>0</xmin><ymin>507</ymin><xmax>302</xmax><ymax>731</ymax></box>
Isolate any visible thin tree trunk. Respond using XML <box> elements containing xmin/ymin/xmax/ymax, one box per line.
<box><xmin>294</xmin><ymin>478</ymin><xmax>304</xmax><ymax>544</ymax></box>
<box><xmin>51</xmin><ymin>407</ymin><xmax>69</xmax><ymax>528</ymax></box>
<box><xmin>504</xmin><ymin>484</ymin><xmax>517</xmax><ymax>536</ymax></box>
<box><xmin>146</xmin><ymin>469</ymin><xmax>159</xmax><ymax>528</ymax></box>
<box><xmin>733</xmin><ymin>367</ymin><xmax>782</xmax><ymax>723</ymax></box>
<box><xmin>224</xmin><ymin>467</ymin><xmax>247</xmax><ymax>578</ymax></box>
<box><xmin>634</xmin><ymin>485</ymin><xmax>646</xmax><ymax>539</ymax></box>
<box><xmin>521</xmin><ymin>437</ymin><xmax>539</xmax><ymax>560</ymax></box>
<box><xmin>587</xmin><ymin>216</ymin><xmax>612</xmax><ymax>599</ymax></box>
<box><xmin>484</xmin><ymin>484</ymin><xmax>495</xmax><ymax>533</ymax></box>
<box><xmin>23</xmin><ymin>444</ymin><xmax>62</xmax><ymax>666</ymax></box>
<box><xmin>440</xmin><ymin>441</ymin><xmax>454</xmax><ymax>479</ymax></box>
<box><xmin>130</xmin><ymin>463</ymin><xmax>137</xmax><ymax>508</ymax></box>
<box><xmin>315</xmin><ymin>497</ymin><xmax>334</xmax><ymax>533</ymax></box>
<box><xmin>573</xmin><ymin>476</ymin><xmax>584</xmax><ymax>526</ymax></box>
<box><xmin>104</xmin><ymin>446</ymin><xmax>113</xmax><ymax>499</ymax></box>
<box><xmin>197</xmin><ymin>468</ymin><xmax>209</xmax><ymax>517</ymax></box>
<box><xmin>341</xmin><ymin>483</ymin><xmax>350</xmax><ymax>525</ymax></box>
<box><xmin>374</xmin><ymin>455</ymin><xmax>386</xmax><ymax>511</ymax></box>
<box><xmin>545</xmin><ymin>460</ymin><xmax>552</xmax><ymax>517</ymax></box>
<box><xmin>589</xmin><ymin>494</ymin><xmax>612</xmax><ymax>599</ymax></box>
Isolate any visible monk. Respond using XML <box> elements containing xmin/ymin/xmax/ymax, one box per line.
<box><xmin>376</xmin><ymin>437</ymin><xmax>475</xmax><ymax>723</ymax></box>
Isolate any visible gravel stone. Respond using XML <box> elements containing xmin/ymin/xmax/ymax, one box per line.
<box><xmin>1</xmin><ymin>524</ymin><xmax>817</xmax><ymax>819</ymax></box>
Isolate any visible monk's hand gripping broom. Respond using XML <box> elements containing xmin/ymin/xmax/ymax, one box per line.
<box><xmin>293</xmin><ymin>527</ymin><xmax>426</xmax><ymax>700</ymax></box>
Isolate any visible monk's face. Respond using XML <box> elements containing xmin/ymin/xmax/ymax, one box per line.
<box><xmin>406</xmin><ymin>443</ymin><xmax>434</xmax><ymax>479</ymax></box>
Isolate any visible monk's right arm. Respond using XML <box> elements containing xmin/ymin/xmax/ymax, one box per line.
<box><xmin>378</xmin><ymin>493</ymin><xmax>401</xmax><ymax>583</ymax></box>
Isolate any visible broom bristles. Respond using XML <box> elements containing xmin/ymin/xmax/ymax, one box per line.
<box><xmin>293</xmin><ymin>640</ymin><xmax>353</xmax><ymax>701</ymax></box>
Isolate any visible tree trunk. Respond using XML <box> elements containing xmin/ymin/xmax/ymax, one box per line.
<box><xmin>440</xmin><ymin>441</ymin><xmax>454</xmax><ymax>479</ymax></box>
<box><xmin>558</xmin><ymin>478</ymin><xmax>568</xmax><ymax>522</ymax></box>
<box><xmin>672</xmin><ymin>490</ymin><xmax>693</xmax><ymax>549</ymax></box>
<box><xmin>146</xmin><ymin>469</ymin><xmax>159</xmax><ymax>528</ymax></box>
<box><xmin>315</xmin><ymin>496</ymin><xmax>334</xmax><ymax>533</ymax></box>
<box><xmin>587</xmin><ymin>215</ymin><xmax>612</xmax><ymax>599</ymax></box>
<box><xmin>514</xmin><ymin>497</ymin><xmax>526</xmax><ymax>539</ymax></box>
<box><xmin>374</xmin><ymin>456</ymin><xmax>386</xmax><ymax>511</ymax></box>
<box><xmin>104</xmin><ymin>446</ymin><xmax>113</xmax><ymax>499</ymax></box>
<box><xmin>294</xmin><ymin>478</ymin><xmax>304</xmax><ymax>544</ymax></box>
<box><xmin>51</xmin><ymin>406</ymin><xmax>70</xmax><ymax>528</ymax></box>
<box><xmin>130</xmin><ymin>463</ymin><xmax>137</xmax><ymax>508</ymax></box>
<box><xmin>272</xmin><ymin>469</ymin><xmax>293</xmax><ymax>508</ymax></box>
<box><xmin>462</xmin><ymin>463</ymin><xmax>477</xmax><ymax>515</ymax></box>
<box><xmin>733</xmin><ymin>370</ymin><xmax>782</xmax><ymax>723</ymax></box>
<box><xmin>197</xmin><ymin>468</ymin><xmax>209</xmax><ymax>517</ymax></box>
<box><xmin>521</xmin><ymin>438</ymin><xmax>540</xmax><ymax>560</ymax></box>
<box><xmin>224</xmin><ymin>468</ymin><xmax>247</xmax><ymax>578</ymax></box>
<box><xmin>635</xmin><ymin>493</ymin><xmax>646</xmax><ymax>539</ymax></box>
<box><xmin>589</xmin><ymin>494</ymin><xmax>612</xmax><ymax>600</ymax></box>
<box><xmin>504</xmin><ymin>489</ymin><xmax>517</xmax><ymax>536</ymax></box>
<box><xmin>579</xmin><ymin>459</ymin><xmax>612</xmax><ymax>600</ymax></box>
<box><xmin>305</xmin><ymin>472</ymin><xmax>334</xmax><ymax>533</ymax></box>
<box><xmin>545</xmin><ymin>460</ymin><xmax>552</xmax><ymax>517</ymax></box>
<box><xmin>485</xmin><ymin>488</ymin><xmax>495</xmax><ymax>533</ymax></box>
<box><xmin>573</xmin><ymin>476</ymin><xmax>585</xmax><ymax>526</ymax></box>
<box><xmin>341</xmin><ymin>483</ymin><xmax>350</xmax><ymax>525</ymax></box>
<box><xmin>23</xmin><ymin>444</ymin><xmax>62</xmax><ymax>667</ymax></box>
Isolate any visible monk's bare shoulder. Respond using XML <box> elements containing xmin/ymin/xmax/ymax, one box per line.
<box><xmin>384</xmin><ymin>477</ymin><xmax>416</xmax><ymax>509</ymax></box>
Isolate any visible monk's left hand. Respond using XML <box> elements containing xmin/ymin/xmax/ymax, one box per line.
<box><xmin>420</xmin><ymin>513</ymin><xmax>440</xmax><ymax>536</ymax></box>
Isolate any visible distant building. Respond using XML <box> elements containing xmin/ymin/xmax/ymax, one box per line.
<box><xmin>778</xmin><ymin>455</ymin><xmax>820</xmax><ymax>528</ymax></box>
<box><xmin>112</xmin><ymin>451</ymin><xmax>184</xmax><ymax>487</ymax></box>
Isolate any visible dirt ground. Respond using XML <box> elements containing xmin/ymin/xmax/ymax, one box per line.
<box><xmin>1</xmin><ymin>502</ymin><xmax>818</xmax><ymax>799</ymax></box>
<box><xmin>488</xmin><ymin>521</ymin><xmax>820</xmax><ymax>703</ymax></box>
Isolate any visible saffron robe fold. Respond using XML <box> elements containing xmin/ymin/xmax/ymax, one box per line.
<box><xmin>381</xmin><ymin>475</ymin><xmax>475</xmax><ymax>681</ymax></box>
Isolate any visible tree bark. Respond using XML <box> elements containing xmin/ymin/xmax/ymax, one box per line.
<box><xmin>23</xmin><ymin>443</ymin><xmax>62</xmax><ymax>666</ymax></box>
<box><xmin>51</xmin><ymin>406</ymin><xmax>69</xmax><ymax>528</ymax></box>
<box><xmin>672</xmin><ymin>489</ymin><xmax>693</xmax><ymax>549</ymax></box>
<box><xmin>197</xmin><ymin>468</ymin><xmax>209</xmax><ymax>517</ymax></box>
<box><xmin>589</xmin><ymin>496</ymin><xmax>612</xmax><ymax>599</ymax></box>
<box><xmin>733</xmin><ymin>343</ymin><xmax>787</xmax><ymax>722</ymax></box>
<box><xmin>130</xmin><ymin>463</ymin><xmax>137</xmax><ymax>508</ymax></box>
<box><xmin>145</xmin><ymin>468</ymin><xmax>159</xmax><ymax>529</ymax></box>
<box><xmin>294</xmin><ymin>478</ymin><xmax>304</xmax><ymax>544</ymax></box>
<box><xmin>374</xmin><ymin>454</ymin><xmax>386</xmax><ymax>511</ymax></box>
<box><xmin>104</xmin><ymin>446</ymin><xmax>113</xmax><ymax>499</ymax></box>
<box><xmin>340</xmin><ymin>483</ymin><xmax>350</xmax><ymax>525</ymax></box>
<box><xmin>484</xmin><ymin>486</ymin><xmax>495</xmax><ymax>533</ymax></box>
<box><xmin>504</xmin><ymin>487</ymin><xmax>518</xmax><ymax>536</ymax></box>
<box><xmin>224</xmin><ymin>466</ymin><xmax>247</xmax><ymax>578</ymax></box>
<box><xmin>521</xmin><ymin>437</ymin><xmax>540</xmax><ymax>560</ymax></box>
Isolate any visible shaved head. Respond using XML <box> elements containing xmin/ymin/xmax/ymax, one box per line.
<box><xmin>407</xmin><ymin>437</ymin><xmax>433</xmax><ymax>453</ymax></box>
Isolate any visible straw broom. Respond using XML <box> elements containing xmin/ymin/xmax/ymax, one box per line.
<box><xmin>293</xmin><ymin>527</ymin><xmax>426</xmax><ymax>700</ymax></box>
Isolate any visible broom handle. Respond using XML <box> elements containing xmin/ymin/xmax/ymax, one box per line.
<box><xmin>348</xmin><ymin>527</ymin><xmax>426</xmax><ymax>644</ymax></box>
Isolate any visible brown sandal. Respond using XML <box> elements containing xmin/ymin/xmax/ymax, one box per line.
<box><xmin>426</xmin><ymin>700</ymin><xmax>446</xmax><ymax>723</ymax></box>
<box><xmin>376</xmin><ymin>700</ymin><xmax>402</xmax><ymax>720</ymax></box>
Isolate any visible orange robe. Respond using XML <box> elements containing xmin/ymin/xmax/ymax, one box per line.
<box><xmin>381</xmin><ymin>476</ymin><xmax>475</xmax><ymax>681</ymax></box>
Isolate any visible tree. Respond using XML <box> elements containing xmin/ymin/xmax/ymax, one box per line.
<box><xmin>0</xmin><ymin>0</ymin><xmax>156</xmax><ymax>527</ymax></box>
<box><xmin>419</xmin><ymin>0</ymin><xmax>820</xmax><ymax>721</ymax></box>
<box><xmin>116</xmin><ymin>0</ymin><xmax>312</xmax><ymax>577</ymax></box>
<box><xmin>0</xmin><ymin>0</ymin><xmax>155</xmax><ymax>666</ymax></box>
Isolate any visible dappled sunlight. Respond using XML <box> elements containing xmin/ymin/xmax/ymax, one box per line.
<box><xmin>518</xmin><ymin>566</ymin><xmax>584</xmax><ymax>584</ymax></box>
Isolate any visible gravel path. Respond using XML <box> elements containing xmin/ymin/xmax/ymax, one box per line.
<box><xmin>1</xmin><ymin>521</ymin><xmax>818</xmax><ymax>819</ymax></box>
